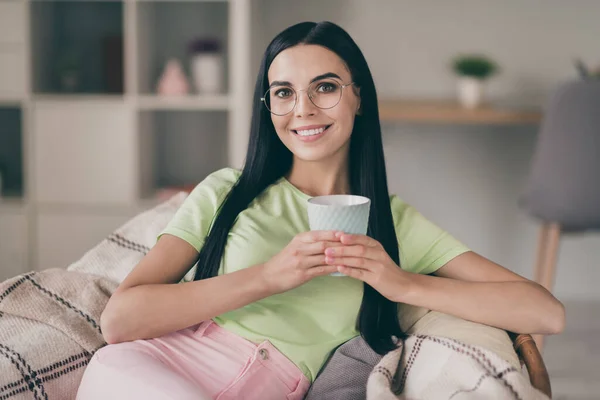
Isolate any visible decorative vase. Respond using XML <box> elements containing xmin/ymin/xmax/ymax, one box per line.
<box><xmin>457</xmin><ymin>77</ymin><xmax>484</xmax><ymax>109</ymax></box>
<box><xmin>157</xmin><ymin>59</ymin><xmax>190</xmax><ymax>96</ymax></box>
<box><xmin>191</xmin><ymin>53</ymin><xmax>223</xmax><ymax>94</ymax></box>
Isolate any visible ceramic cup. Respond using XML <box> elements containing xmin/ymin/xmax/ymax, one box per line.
<box><xmin>307</xmin><ymin>195</ymin><xmax>371</xmax><ymax>276</ymax></box>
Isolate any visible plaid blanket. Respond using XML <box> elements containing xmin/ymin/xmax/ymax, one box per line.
<box><xmin>0</xmin><ymin>194</ymin><xmax>185</xmax><ymax>400</ymax></box>
<box><xmin>367</xmin><ymin>335</ymin><xmax>549</xmax><ymax>399</ymax></box>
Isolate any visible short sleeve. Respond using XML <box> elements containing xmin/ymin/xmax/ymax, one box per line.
<box><xmin>390</xmin><ymin>195</ymin><xmax>470</xmax><ymax>275</ymax></box>
<box><xmin>157</xmin><ymin>168</ymin><xmax>240</xmax><ymax>252</ymax></box>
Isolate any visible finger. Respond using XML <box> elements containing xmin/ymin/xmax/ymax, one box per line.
<box><xmin>324</xmin><ymin>244</ymin><xmax>382</xmax><ymax>261</ymax></box>
<box><xmin>338</xmin><ymin>234</ymin><xmax>380</xmax><ymax>248</ymax></box>
<box><xmin>335</xmin><ymin>265</ymin><xmax>372</xmax><ymax>281</ymax></box>
<box><xmin>299</xmin><ymin>231</ymin><xmax>343</xmax><ymax>243</ymax></box>
<box><xmin>325</xmin><ymin>256</ymin><xmax>379</xmax><ymax>271</ymax></box>
<box><xmin>300</xmin><ymin>255</ymin><xmax>328</xmax><ymax>269</ymax></box>
<box><xmin>301</xmin><ymin>241</ymin><xmax>345</xmax><ymax>255</ymax></box>
<box><xmin>305</xmin><ymin>265</ymin><xmax>340</xmax><ymax>277</ymax></box>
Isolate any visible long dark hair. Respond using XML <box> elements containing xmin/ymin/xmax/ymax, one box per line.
<box><xmin>193</xmin><ymin>21</ymin><xmax>404</xmax><ymax>354</ymax></box>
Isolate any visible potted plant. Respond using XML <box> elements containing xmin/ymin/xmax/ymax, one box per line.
<box><xmin>188</xmin><ymin>38</ymin><xmax>223</xmax><ymax>94</ymax></box>
<box><xmin>451</xmin><ymin>54</ymin><xmax>499</xmax><ymax>109</ymax></box>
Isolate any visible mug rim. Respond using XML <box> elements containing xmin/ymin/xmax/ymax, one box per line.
<box><xmin>307</xmin><ymin>194</ymin><xmax>370</xmax><ymax>206</ymax></box>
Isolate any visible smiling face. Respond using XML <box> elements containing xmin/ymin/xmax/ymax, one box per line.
<box><xmin>266</xmin><ymin>44</ymin><xmax>361</xmax><ymax>163</ymax></box>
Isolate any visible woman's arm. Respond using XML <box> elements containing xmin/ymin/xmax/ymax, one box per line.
<box><xmin>100</xmin><ymin>234</ymin><xmax>274</xmax><ymax>344</ymax></box>
<box><xmin>402</xmin><ymin>251</ymin><xmax>565</xmax><ymax>335</ymax></box>
<box><xmin>102</xmin><ymin>230</ymin><xmax>342</xmax><ymax>344</ymax></box>
<box><xmin>326</xmin><ymin>235</ymin><xmax>565</xmax><ymax>335</ymax></box>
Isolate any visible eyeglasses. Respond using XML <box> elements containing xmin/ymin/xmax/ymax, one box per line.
<box><xmin>261</xmin><ymin>79</ymin><xmax>354</xmax><ymax>116</ymax></box>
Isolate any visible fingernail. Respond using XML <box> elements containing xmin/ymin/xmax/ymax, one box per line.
<box><xmin>325</xmin><ymin>248</ymin><xmax>334</xmax><ymax>256</ymax></box>
<box><xmin>326</xmin><ymin>256</ymin><xmax>334</xmax><ymax>264</ymax></box>
<box><xmin>335</xmin><ymin>232</ymin><xmax>343</xmax><ymax>238</ymax></box>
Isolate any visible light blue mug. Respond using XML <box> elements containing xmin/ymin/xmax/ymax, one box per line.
<box><xmin>307</xmin><ymin>195</ymin><xmax>371</xmax><ymax>276</ymax></box>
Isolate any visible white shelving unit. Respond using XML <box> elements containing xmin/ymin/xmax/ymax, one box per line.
<box><xmin>0</xmin><ymin>0</ymin><xmax>252</xmax><ymax>278</ymax></box>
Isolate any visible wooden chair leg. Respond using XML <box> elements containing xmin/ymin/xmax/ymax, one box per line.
<box><xmin>532</xmin><ymin>222</ymin><xmax>561</xmax><ymax>352</ymax></box>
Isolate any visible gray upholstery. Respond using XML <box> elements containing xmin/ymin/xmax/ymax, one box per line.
<box><xmin>305</xmin><ymin>336</ymin><xmax>382</xmax><ymax>400</ymax></box>
<box><xmin>520</xmin><ymin>80</ymin><xmax>600</xmax><ymax>232</ymax></box>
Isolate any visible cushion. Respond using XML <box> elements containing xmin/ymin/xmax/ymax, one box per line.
<box><xmin>400</xmin><ymin>305</ymin><xmax>521</xmax><ymax>370</ymax></box>
<box><xmin>520</xmin><ymin>80</ymin><xmax>600</xmax><ymax>231</ymax></box>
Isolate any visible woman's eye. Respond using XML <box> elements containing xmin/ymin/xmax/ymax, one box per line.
<box><xmin>274</xmin><ymin>88</ymin><xmax>293</xmax><ymax>98</ymax></box>
<box><xmin>316</xmin><ymin>82</ymin><xmax>337</xmax><ymax>93</ymax></box>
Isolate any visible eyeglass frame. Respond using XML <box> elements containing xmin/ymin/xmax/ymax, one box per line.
<box><xmin>260</xmin><ymin>80</ymin><xmax>355</xmax><ymax>116</ymax></box>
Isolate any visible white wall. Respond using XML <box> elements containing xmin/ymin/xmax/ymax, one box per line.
<box><xmin>252</xmin><ymin>0</ymin><xmax>600</xmax><ymax>301</ymax></box>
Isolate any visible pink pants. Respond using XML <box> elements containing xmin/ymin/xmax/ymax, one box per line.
<box><xmin>76</xmin><ymin>320</ymin><xmax>311</xmax><ymax>400</ymax></box>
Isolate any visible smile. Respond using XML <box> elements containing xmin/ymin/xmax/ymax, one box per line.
<box><xmin>291</xmin><ymin>125</ymin><xmax>332</xmax><ymax>141</ymax></box>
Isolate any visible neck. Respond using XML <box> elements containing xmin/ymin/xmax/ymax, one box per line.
<box><xmin>286</xmin><ymin>154</ymin><xmax>350</xmax><ymax>197</ymax></box>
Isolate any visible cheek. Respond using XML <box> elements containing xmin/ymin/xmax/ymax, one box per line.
<box><xmin>331</xmin><ymin>107</ymin><xmax>356</xmax><ymax>136</ymax></box>
<box><xmin>271</xmin><ymin>115</ymin><xmax>289</xmax><ymax>136</ymax></box>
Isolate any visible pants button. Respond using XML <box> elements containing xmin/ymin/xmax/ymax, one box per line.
<box><xmin>259</xmin><ymin>348</ymin><xmax>269</xmax><ymax>360</ymax></box>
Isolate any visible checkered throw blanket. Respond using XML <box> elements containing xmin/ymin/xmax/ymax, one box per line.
<box><xmin>366</xmin><ymin>335</ymin><xmax>549</xmax><ymax>400</ymax></box>
<box><xmin>0</xmin><ymin>194</ymin><xmax>185</xmax><ymax>400</ymax></box>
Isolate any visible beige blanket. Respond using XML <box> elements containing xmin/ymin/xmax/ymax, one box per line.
<box><xmin>367</xmin><ymin>334</ymin><xmax>549</xmax><ymax>399</ymax></box>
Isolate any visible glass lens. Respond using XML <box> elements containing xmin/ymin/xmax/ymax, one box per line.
<box><xmin>308</xmin><ymin>80</ymin><xmax>342</xmax><ymax>109</ymax></box>
<box><xmin>265</xmin><ymin>86</ymin><xmax>296</xmax><ymax>115</ymax></box>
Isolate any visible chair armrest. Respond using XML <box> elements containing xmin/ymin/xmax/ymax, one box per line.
<box><xmin>510</xmin><ymin>333</ymin><xmax>552</xmax><ymax>399</ymax></box>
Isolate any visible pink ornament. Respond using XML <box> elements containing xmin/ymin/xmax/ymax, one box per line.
<box><xmin>157</xmin><ymin>59</ymin><xmax>190</xmax><ymax>95</ymax></box>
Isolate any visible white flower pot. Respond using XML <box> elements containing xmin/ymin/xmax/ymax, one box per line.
<box><xmin>191</xmin><ymin>53</ymin><xmax>223</xmax><ymax>94</ymax></box>
<box><xmin>457</xmin><ymin>77</ymin><xmax>484</xmax><ymax>109</ymax></box>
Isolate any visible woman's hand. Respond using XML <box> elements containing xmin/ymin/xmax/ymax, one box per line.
<box><xmin>261</xmin><ymin>231</ymin><xmax>344</xmax><ymax>294</ymax></box>
<box><xmin>324</xmin><ymin>233</ymin><xmax>411</xmax><ymax>302</ymax></box>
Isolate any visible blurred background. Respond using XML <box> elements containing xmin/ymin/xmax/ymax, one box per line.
<box><xmin>0</xmin><ymin>0</ymin><xmax>598</xmax><ymax>397</ymax></box>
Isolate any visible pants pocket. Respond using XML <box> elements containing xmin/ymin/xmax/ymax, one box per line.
<box><xmin>286</xmin><ymin>376</ymin><xmax>311</xmax><ymax>400</ymax></box>
<box><xmin>216</xmin><ymin>357</ymin><xmax>294</xmax><ymax>400</ymax></box>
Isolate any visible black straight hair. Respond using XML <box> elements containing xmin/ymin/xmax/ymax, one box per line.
<box><xmin>193</xmin><ymin>21</ymin><xmax>404</xmax><ymax>354</ymax></box>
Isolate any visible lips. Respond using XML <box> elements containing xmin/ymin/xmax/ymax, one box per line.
<box><xmin>292</xmin><ymin>124</ymin><xmax>332</xmax><ymax>137</ymax></box>
<box><xmin>291</xmin><ymin>124</ymin><xmax>331</xmax><ymax>143</ymax></box>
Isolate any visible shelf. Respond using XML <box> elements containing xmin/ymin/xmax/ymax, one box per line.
<box><xmin>30</xmin><ymin>1</ymin><xmax>124</xmax><ymax>95</ymax></box>
<box><xmin>0</xmin><ymin>107</ymin><xmax>24</xmax><ymax>200</ymax></box>
<box><xmin>137</xmin><ymin>94</ymin><xmax>230</xmax><ymax>110</ymax></box>
<box><xmin>135</xmin><ymin>0</ymin><xmax>229</xmax><ymax>2</ymax></box>
<box><xmin>0</xmin><ymin>98</ymin><xmax>25</xmax><ymax>107</ymax></box>
<box><xmin>0</xmin><ymin>198</ymin><xmax>27</xmax><ymax>213</ymax></box>
<box><xmin>378</xmin><ymin>99</ymin><xmax>542</xmax><ymax>125</ymax></box>
<box><xmin>32</xmin><ymin>94</ymin><xmax>125</xmax><ymax>103</ymax></box>
<box><xmin>138</xmin><ymin>110</ymin><xmax>229</xmax><ymax>199</ymax></box>
<box><xmin>137</xmin><ymin>1</ymin><xmax>229</xmax><ymax>95</ymax></box>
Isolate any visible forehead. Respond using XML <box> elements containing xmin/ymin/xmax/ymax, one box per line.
<box><xmin>268</xmin><ymin>44</ymin><xmax>350</xmax><ymax>85</ymax></box>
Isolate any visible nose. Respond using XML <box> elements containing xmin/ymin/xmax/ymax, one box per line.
<box><xmin>295</xmin><ymin>90</ymin><xmax>317</xmax><ymax>118</ymax></box>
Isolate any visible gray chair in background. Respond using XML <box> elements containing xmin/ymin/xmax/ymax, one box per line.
<box><xmin>521</xmin><ymin>80</ymin><xmax>600</xmax><ymax>350</ymax></box>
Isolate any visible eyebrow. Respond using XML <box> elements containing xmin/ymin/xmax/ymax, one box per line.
<box><xmin>269</xmin><ymin>72</ymin><xmax>343</xmax><ymax>88</ymax></box>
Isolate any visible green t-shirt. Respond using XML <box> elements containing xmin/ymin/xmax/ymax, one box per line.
<box><xmin>158</xmin><ymin>167</ymin><xmax>469</xmax><ymax>381</ymax></box>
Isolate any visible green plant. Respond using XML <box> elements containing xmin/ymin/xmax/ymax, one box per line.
<box><xmin>452</xmin><ymin>55</ymin><xmax>499</xmax><ymax>80</ymax></box>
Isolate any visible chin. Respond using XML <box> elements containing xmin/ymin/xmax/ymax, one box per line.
<box><xmin>292</xmin><ymin>148</ymin><xmax>339</xmax><ymax>162</ymax></box>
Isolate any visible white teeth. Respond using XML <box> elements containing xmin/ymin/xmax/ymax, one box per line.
<box><xmin>296</xmin><ymin>127</ymin><xmax>326</xmax><ymax>136</ymax></box>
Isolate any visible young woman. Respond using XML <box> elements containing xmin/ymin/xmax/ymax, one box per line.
<box><xmin>77</xmin><ymin>21</ymin><xmax>564</xmax><ymax>400</ymax></box>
